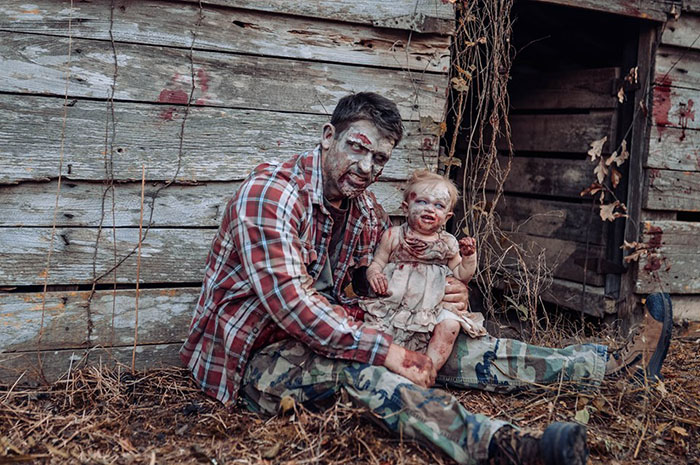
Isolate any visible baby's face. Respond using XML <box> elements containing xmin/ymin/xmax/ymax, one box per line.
<box><xmin>404</xmin><ymin>181</ymin><xmax>453</xmax><ymax>235</ymax></box>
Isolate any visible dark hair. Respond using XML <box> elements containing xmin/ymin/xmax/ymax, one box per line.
<box><xmin>330</xmin><ymin>92</ymin><xmax>403</xmax><ymax>146</ymax></box>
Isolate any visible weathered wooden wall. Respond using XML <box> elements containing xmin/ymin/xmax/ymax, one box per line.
<box><xmin>0</xmin><ymin>0</ymin><xmax>453</xmax><ymax>383</ymax></box>
<box><xmin>635</xmin><ymin>6</ymin><xmax>700</xmax><ymax>324</ymax></box>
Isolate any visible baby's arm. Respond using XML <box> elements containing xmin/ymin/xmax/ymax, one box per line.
<box><xmin>366</xmin><ymin>226</ymin><xmax>401</xmax><ymax>295</ymax></box>
<box><xmin>448</xmin><ymin>237</ymin><xmax>477</xmax><ymax>283</ymax></box>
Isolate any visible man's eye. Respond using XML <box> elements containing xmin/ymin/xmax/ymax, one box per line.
<box><xmin>374</xmin><ymin>155</ymin><xmax>388</xmax><ymax>165</ymax></box>
<box><xmin>416</xmin><ymin>199</ymin><xmax>427</xmax><ymax>205</ymax></box>
<box><xmin>350</xmin><ymin>142</ymin><xmax>362</xmax><ymax>151</ymax></box>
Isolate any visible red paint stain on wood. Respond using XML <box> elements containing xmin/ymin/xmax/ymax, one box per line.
<box><xmin>644</xmin><ymin>255</ymin><xmax>662</xmax><ymax>272</ymax></box>
<box><xmin>159</xmin><ymin>107</ymin><xmax>176</xmax><ymax>121</ymax></box>
<box><xmin>679</xmin><ymin>99</ymin><xmax>695</xmax><ymax>141</ymax></box>
<box><xmin>422</xmin><ymin>137</ymin><xmax>434</xmax><ymax>150</ymax></box>
<box><xmin>197</xmin><ymin>68</ymin><xmax>209</xmax><ymax>92</ymax></box>
<box><xmin>158</xmin><ymin>89</ymin><xmax>188</xmax><ymax>104</ymax></box>
<box><xmin>653</xmin><ymin>77</ymin><xmax>672</xmax><ymax>134</ymax></box>
<box><xmin>646</xmin><ymin>225</ymin><xmax>663</xmax><ymax>250</ymax></box>
<box><xmin>194</xmin><ymin>98</ymin><xmax>207</xmax><ymax>105</ymax></box>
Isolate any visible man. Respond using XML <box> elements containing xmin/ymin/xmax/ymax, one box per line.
<box><xmin>181</xmin><ymin>92</ymin><xmax>672</xmax><ymax>465</ymax></box>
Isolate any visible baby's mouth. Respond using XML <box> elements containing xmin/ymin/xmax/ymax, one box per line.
<box><xmin>420</xmin><ymin>214</ymin><xmax>436</xmax><ymax>224</ymax></box>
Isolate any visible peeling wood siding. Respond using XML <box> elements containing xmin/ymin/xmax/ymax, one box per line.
<box><xmin>0</xmin><ymin>32</ymin><xmax>445</xmax><ymax>120</ymax></box>
<box><xmin>0</xmin><ymin>95</ymin><xmax>436</xmax><ymax>184</ymax></box>
<box><xmin>0</xmin><ymin>1</ymin><xmax>451</xmax><ymax>72</ymax></box>
<box><xmin>0</xmin><ymin>0</ymin><xmax>453</xmax><ymax>378</ymax></box>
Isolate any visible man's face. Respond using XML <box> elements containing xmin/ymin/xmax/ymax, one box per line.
<box><xmin>321</xmin><ymin>120</ymin><xmax>394</xmax><ymax>203</ymax></box>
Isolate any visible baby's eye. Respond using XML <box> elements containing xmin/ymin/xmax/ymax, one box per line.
<box><xmin>435</xmin><ymin>202</ymin><xmax>446</xmax><ymax>209</ymax></box>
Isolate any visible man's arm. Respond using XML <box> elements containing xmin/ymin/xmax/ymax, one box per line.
<box><xmin>232</xmin><ymin>173</ymin><xmax>392</xmax><ymax>366</ymax></box>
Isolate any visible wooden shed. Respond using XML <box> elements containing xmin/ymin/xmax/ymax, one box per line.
<box><xmin>0</xmin><ymin>0</ymin><xmax>453</xmax><ymax>382</ymax></box>
<box><xmin>489</xmin><ymin>0</ymin><xmax>700</xmax><ymax>326</ymax></box>
<box><xmin>1</xmin><ymin>0</ymin><xmax>698</xmax><ymax>384</ymax></box>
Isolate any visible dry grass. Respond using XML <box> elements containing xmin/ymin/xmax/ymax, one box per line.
<box><xmin>1</xmin><ymin>334</ymin><xmax>698</xmax><ymax>464</ymax></box>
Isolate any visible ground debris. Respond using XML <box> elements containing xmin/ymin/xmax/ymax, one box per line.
<box><xmin>1</xmin><ymin>338</ymin><xmax>698</xmax><ymax>464</ymax></box>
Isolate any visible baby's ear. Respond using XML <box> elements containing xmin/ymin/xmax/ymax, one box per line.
<box><xmin>445</xmin><ymin>211</ymin><xmax>454</xmax><ymax>221</ymax></box>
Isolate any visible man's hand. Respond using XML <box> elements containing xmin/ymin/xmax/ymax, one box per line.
<box><xmin>383</xmin><ymin>343</ymin><xmax>436</xmax><ymax>388</ymax></box>
<box><xmin>367</xmin><ymin>270</ymin><xmax>390</xmax><ymax>296</ymax></box>
<box><xmin>442</xmin><ymin>276</ymin><xmax>469</xmax><ymax>313</ymax></box>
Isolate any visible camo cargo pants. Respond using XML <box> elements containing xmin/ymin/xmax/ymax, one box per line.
<box><xmin>241</xmin><ymin>334</ymin><xmax>607</xmax><ymax>464</ymax></box>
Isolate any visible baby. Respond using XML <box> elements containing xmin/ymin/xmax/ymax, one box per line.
<box><xmin>360</xmin><ymin>170</ymin><xmax>487</xmax><ymax>372</ymax></box>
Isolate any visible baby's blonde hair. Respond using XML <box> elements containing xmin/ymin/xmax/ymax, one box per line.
<box><xmin>403</xmin><ymin>170</ymin><xmax>459</xmax><ymax>210</ymax></box>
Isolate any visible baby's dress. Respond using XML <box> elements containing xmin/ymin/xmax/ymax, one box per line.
<box><xmin>360</xmin><ymin>224</ymin><xmax>487</xmax><ymax>353</ymax></box>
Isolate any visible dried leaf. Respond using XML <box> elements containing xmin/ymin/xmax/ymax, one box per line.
<box><xmin>599</xmin><ymin>201</ymin><xmax>628</xmax><ymax>222</ymax></box>
<box><xmin>587</xmin><ymin>136</ymin><xmax>607</xmax><ymax>161</ymax></box>
<box><xmin>580</xmin><ymin>182</ymin><xmax>603</xmax><ymax>197</ymax></box>
<box><xmin>575</xmin><ymin>407</ymin><xmax>590</xmax><ymax>425</ymax></box>
<box><xmin>671</xmin><ymin>426</ymin><xmax>689</xmax><ymax>437</ymax></box>
<box><xmin>439</xmin><ymin>155</ymin><xmax>462</xmax><ymax>167</ymax></box>
<box><xmin>623</xmin><ymin>249</ymin><xmax>647</xmax><ymax>262</ymax></box>
<box><xmin>617</xmin><ymin>86</ymin><xmax>625</xmax><ymax>104</ymax></box>
<box><xmin>419</xmin><ymin>116</ymin><xmax>446</xmax><ymax>136</ymax></box>
<box><xmin>594</xmin><ymin>159</ymin><xmax>608</xmax><ymax>184</ymax></box>
<box><xmin>280</xmin><ymin>395</ymin><xmax>295</xmax><ymax>414</ymax></box>
<box><xmin>611</xmin><ymin>167</ymin><xmax>622</xmax><ymax>188</ymax></box>
<box><xmin>451</xmin><ymin>77</ymin><xmax>470</xmax><ymax>92</ymax></box>
<box><xmin>606</xmin><ymin>140</ymin><xmax>629</xmax><ymax>167</ymax></box>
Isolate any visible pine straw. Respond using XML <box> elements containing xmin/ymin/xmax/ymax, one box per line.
<box><xmin>1</xmin><ymin>337</ymin><xmax>698</xmax><ymax>464</ymax></box>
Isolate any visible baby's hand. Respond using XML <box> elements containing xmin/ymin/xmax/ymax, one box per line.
<box><xmin>368</xmin><ymin>272</ymin><xmax>389</xmax><ymax>296</ymax></box>
<box><xmin>459</xmin><ymin>237</ymin><xmax>476</xmax><ymax>257</ymax></box>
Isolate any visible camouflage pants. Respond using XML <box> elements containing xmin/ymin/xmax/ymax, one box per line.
<box><xmin>241</xmin><ymin>334</ymin><xmax>607</xmax><ymax>464</ymax></box>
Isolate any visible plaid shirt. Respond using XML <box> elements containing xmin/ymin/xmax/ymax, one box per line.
<box><xmin>181</xmin><ymin>147</ymin><xmax>394</xmax><ymax>405</ymax></box>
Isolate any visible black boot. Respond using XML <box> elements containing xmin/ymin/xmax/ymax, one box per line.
<box><xmin>487</xmin><ymin>422</ymin><xmax>588</xmax><ymax>465</ymax></box>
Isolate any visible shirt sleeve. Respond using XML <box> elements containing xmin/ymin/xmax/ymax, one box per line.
<box><xmin>231</xmin><ymin>172</ymin><xmax>392</xmax><ymax>366</ymax></box>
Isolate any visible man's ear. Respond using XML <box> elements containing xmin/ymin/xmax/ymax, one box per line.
<box><xmin>321</xmin><ymin>123</ymin><xmax>335</xmax><ymax>151</ymax></box>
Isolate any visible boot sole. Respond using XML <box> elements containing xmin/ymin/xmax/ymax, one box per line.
<box><xmin>636</xmin><ymin>292</ymin><xmax>673</xmax><ymax>381</ymax></box>
<box><xmin>539</xmin><ymin>422</ymin><xmax>588</xmax><ymax>465</ymax></box>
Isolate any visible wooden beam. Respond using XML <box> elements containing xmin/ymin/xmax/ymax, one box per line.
<box><xmin>0</xmin><ymin>288</ymin><xmax>197</xmax><ymax>353</ymax></box>
<box><xmin>510</xmin><ymin>67</ymin><xmax>620</xmax><ymax>111</ymax></box>
<box><xmin>0</xmin><ymin>343</ymin><xmax>182</xmax><ymax>385</ymax></box>
<box><xmin>542</xmin><ymin>278</ymin><xmax>613</xmax><ymax>317</ymax></box>
<box><xmin>635</xmin><ymin>221</ymin><xmax>700</xmax><ymax>293</ymax></box>
<box><xmin>491</xmin><ymin>155</ymin><xmax>596</xmax><ymax>199</ymax></box>
<box><xmin>495</xmin><ymin>195</ymin><xmax>606</xmax><ymax>245</ymax></box>
<box><xmin>651</xmin><ymin>84</ymin><xmax>700</xmax><ymax>132</ymax></box>
<box><xmin>507</xmin><ymin>111</ymin><xmax>617</xmax><ymax>153</ymax></box>
<box><xmin>526</xmin><ymin>0</ymin><xmax>667</xmax><ymax>22</ymax></box>
<box><xmin>0</xmin><ymin>0</ymin><xmax>450</xmax><ymax>72</ymax></box>
<box><xmin>661</xmin><ymin>14</ymin><xmax>700</xmax><ymax>51</ymax></box>
<box><xmin>644</xmin><ymin>168</ymin><xmax>700</xmax><ymax>211</ymax></box>
<box><xmin>0</xmin><ymin>94</ymin><xmax>437</xmax><ymax>184</ymax></box>
<box><xmin>0</xmin><ymin>227</ymin><xmax>212</xmax><ymax>286</ymax></box>
<box><xmin>0</xmin><ymin>32</ymin><xmax>446</xmax><ymax>120</ymax></box>
<box><xmin>655</xmin><ymin>46</ymin><xmax>700</xmax><ymax>90</ymax></box>
<box><xmin>671</xmin><ymin>295</ymin><xmax>700</xmax><ymax>322</ymax></box>
<box><xmin>499</xmin><ymin>233</ymin><xmax>606</xmax><ymax>286</ymax></box>
<box><xmin>177</xmin><ymin>0</ymin><xmax>456</xmax><ymax>34</ymax></box>
<box><xmin>0</xmin><ymin>180</ymin><xmax>406</xmax><ymax>227</ymax></box>
<box><xmin>647</xmin><ymin>126</ymin><xmax>700</xmax><ymax>170</ymax></box>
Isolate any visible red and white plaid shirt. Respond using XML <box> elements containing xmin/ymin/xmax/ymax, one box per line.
<box><xmin>180</xmin><ymin>147</ymin><xmax>394</xmax><ymax>405</ymax></box>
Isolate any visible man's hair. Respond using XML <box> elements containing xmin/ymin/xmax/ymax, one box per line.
<box><xmin>330</xmin><ymin>92</ymin><xmax>403</xmax><ymax>146</ymax></box>
<box><xmin>403</xmin><ymin>169</ymin><xmax>459</xmax><ymax>210</ymax></box>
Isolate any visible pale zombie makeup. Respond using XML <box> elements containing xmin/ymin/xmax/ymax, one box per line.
<box><xmin>404</xmin><ymin>181</ymin><xmax>454</xmax><ymax>236</ymax></box>
<box><xmin>321</xmin><ymin>120</ymin><xmax>395</xmax><ymax>203</ymax></box>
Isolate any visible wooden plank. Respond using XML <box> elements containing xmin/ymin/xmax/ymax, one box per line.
<box><xmin>652</xmin><ymin>84</ymin><xmax>700</xmax><ymax>132</ymax></box>
<box><xmin>0</xmin><ymin>94</ymin><xmax>437</xmax><ymax>184</ymax></box>
<box><xmin>500</xmin><ymin>233</ymin><xmax>606</xmax><ymax>286</ymax></box>
<box><xmin>178</xmin><ymin>0</ymin><xmax>455</xmax><ymax>34</ymax></box>
<box><xmin>495</xmin><ymin>195</ymin><xmax>606</xmax><ymax>245</ymax></box>
<box><xmin>635</xmin><ymin>221</ymin><xmax>700</xmax><ymax>293</ymax></box>
<box><xmin>527</xmin><ymin>0</ymin><xmax>666</xmax><ymax>21</ymax></box>
<box><xmin>670</xmin><ymin>295</ymin><xmax>700</xmax><ymax>322</ymax></box>
<box><xmin>510</xmin><ymin>67</ymin><xmax>619</xmax><ymax>110</ymax></box>
<box><xmin>0</xmin><ymin>0</ymin><xmax>450</xmax><ymax>72</ymax></box>
<box><xmin>0</xmin><ymin>228</ymin><xmax>212</xmax><ymax>286</ymax></box>
<box><xmin>542</xmin><ymin>278</ymin><xmax>614</xmax><ymax>317</ymax></box>
<box><xmin>0</xmin><ymin>180</ymin><xmax>406</xmax><ymax>227</ymax></box>
<box><xmin>0</xmin><ymin>343</ymin><xmax>182</xmax><ymax>385</ymax></box>
<box><xmin>507</xmin><ymin>111</ymin><xmax>617</xmax><ymax>153</ymax></box>
<box><xmin>0</xmin><ymin>32</ymin><xmax>446</xmax><ymax>121</ymax></box>
<box><xmin>647</xmin><ymin>126</ymin><xmax>700</xmax><ymax>170</ymax></box>
<box><xmin>644</xmin><ymin>168</ymin><xmax>700</xmax><ymax>211</ymax></box>
<box><xmin>491</xmin><ymin>155</ymin><xmax>596</xmax><ymax>199</ymax></box>
<box><xmin>655</xmin><ymin>46</ymin><xmax>700</xmax><ymax>90</ymax></box>
<box><xmin>661</xmin><ymin>13</ymin><xmax>700</xmax><ymax>51</ymax></box>
<box><xmin>0</xmin><ymin>288</ymin><xmax>197</xmax><ymax>353</ymax></box>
